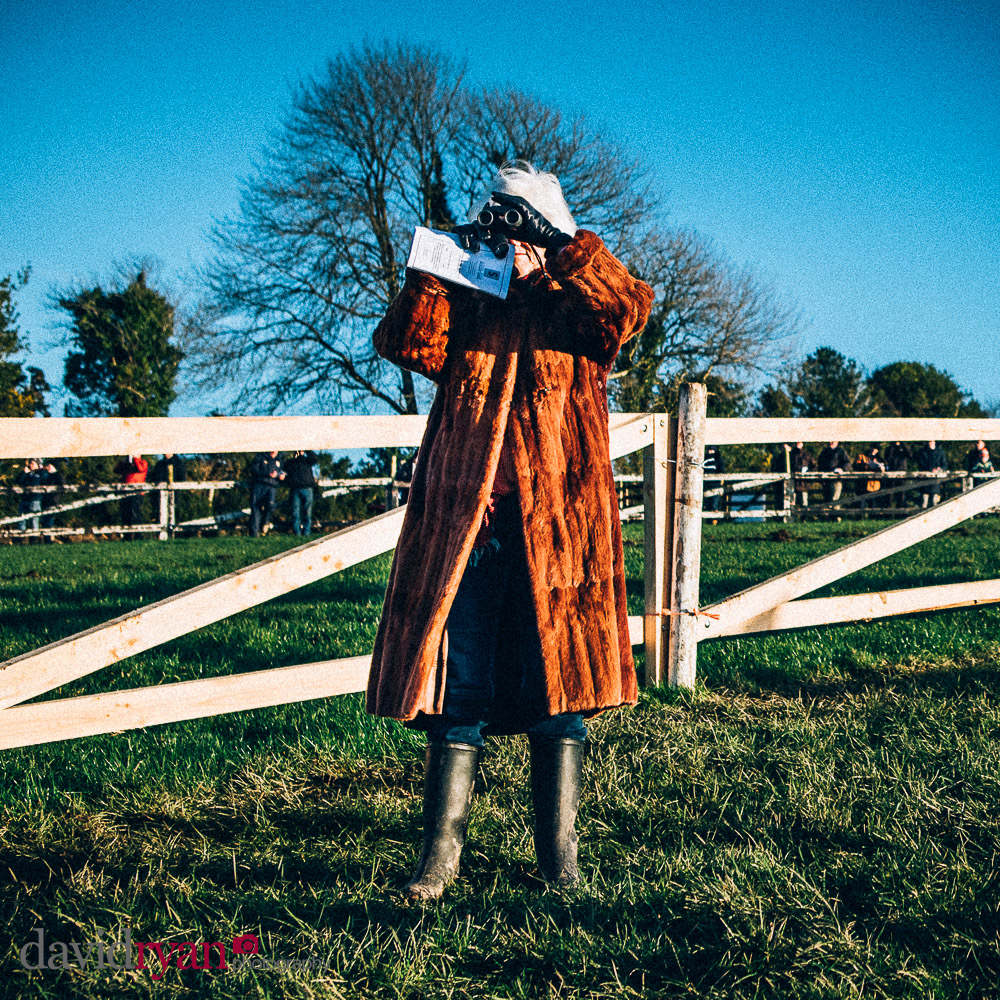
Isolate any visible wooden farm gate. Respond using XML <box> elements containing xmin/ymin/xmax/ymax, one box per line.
<box><xmin>1</xmin><ymin>397</ymin><xmax>999</xmax><ymax>749</ymax></box>
<box><xmin>650</xmin><ymin>385</ymin><xmax>1000</xmax><ymax>686</ymax></box>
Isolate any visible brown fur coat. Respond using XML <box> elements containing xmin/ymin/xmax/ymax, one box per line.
<box><xmin>367</xmin><ymin>230</ymin><xmax>653</xmax><ymax>728</ymax></box>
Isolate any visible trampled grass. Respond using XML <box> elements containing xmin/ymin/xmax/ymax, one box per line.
<box><xmin>1</xmin><ymin>520</ymin><xmax>999</xmax><ymax>998</ymax></box>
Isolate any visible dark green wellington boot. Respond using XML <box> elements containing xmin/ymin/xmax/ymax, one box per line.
<box><xmin>402</xmin><ymin>742</ymin><xmax>480</xmax><ymax>901</ymax></box>
<box><xmin>530</xmin><ymin>737</ymin><xmax>584</xmax><ymax>887</ymax></box>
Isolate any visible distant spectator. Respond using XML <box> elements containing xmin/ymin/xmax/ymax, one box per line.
<box><xmin>915</xmin><ymin>440</ymin><xmax>948</xmax><ymax>507</ymax></box>
<box><xmin>817</xmin><ymin>441</ymin><xmax>850</xmax><ymax>508</ymax></box>
<box><xmin>884</xmin><ymin>441</ymin><xmax>911</xmax><ymax>472</ymax></box>
<box><xmin>114</xmin><ymin>455</ymin><xmax>149</xmax><ymax>527</ymax></box>
<box><xmin>248</xmin><ymin>450</ymin><xmax>285</xmax><ymax>536</ymax></box>
<box><xmin>788</xmin><ymin>441</ymin><xmax>815</xmax><ymax>507</ymax></box>
<box><xmin>884</xmin><ymin>441</ymin><xmax>912</xmax><ymax>508</ymax></box>
<box><xmin>853</xmin><ymin>445</ymin><xmax>885</xmax><ymax>510</ymax></box>
<box><xmin>284</xmin><ymin>449</ymin><xmax>318</xmax><ymax>536</ymax></box>
<box><xmin>151</xmin><ymin>453</ymin><xmax>187</xmax><ymax>484</ymax></box>
<box><xmin>703</xmin><ymin>446</ymin><xmax>725</xmax><ymax>513</ymax></box>
<box><xmin>40</xmin><ymin>461</ymin><xmax>65</xmax><ymax>529</ymax></box>
<box><xmin>16</xmin><ymin>458</ymin><xmax>45</xmax><ymax>531</ymax></box>
<box><xmin>965</xmin><ymin>440</ymin><xmax>988</xmax><ymax>473</ymax></box>
<box><xmin>970</xmin><ymin>446</ymin><xmax>994</xmax><ymax>476</ymax></box>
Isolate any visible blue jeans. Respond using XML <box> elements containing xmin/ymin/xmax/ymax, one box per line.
<box><xmin>291</xmin><ymin>487</ymin><xmax>314</xmax><ymax>535</ymax></box>
<box><xmin>249</xmin><ymin>484</ymin><xmax>276</xmax><ymax>536</ymax></box>
<box><xmin>41</xmin><ymin>498</ymin><xmax>58</xmax><ymax>529</ymax></box>
<box><xmin>428</xmin><ymin>494</ymin><xmax>586</xmax><ymax>749</ymax></box>
<box><xmin>19</xmin><ymin>497</ymin><xmax>41</xmax><ymax>531</ymax></box>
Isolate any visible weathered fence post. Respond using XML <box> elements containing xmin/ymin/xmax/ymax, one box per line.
<box><xmin>667</xmin><ymin>382</ymin><xmax>708</xmax><ymax>688</ymax></box>
<box><xmin>387</xmin><ymin>451</ymin><xmax>399</xmax><ymax>510</ymax></box>
<box><xmin>158</xmin><ymin>486</ymin><xmax>169</xmax><ymax>541</ymax></box>
<box><xmin>642</xmin><ymin>413</ymin><xmax>675</xmax><ymax>686</ymax></box>
<box><xmin>782</xmin><ymin>476</ymin><xmax>793</xmax><ymax>523</ymax></box>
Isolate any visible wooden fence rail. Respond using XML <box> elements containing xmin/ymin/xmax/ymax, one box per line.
<box><xmin>2</xmin><ymin>406</ymin><xmax>1000</xmax><ymax>748</ymax></box>
<box><xmin>1</xmin><ymin>472</ymin><xmax>661</xmax><ymax>535</ymax></box>
<box><xmin>0</xmin><ymin>478</ymin><xmax>399</xmax><ymax>534</ymax></box>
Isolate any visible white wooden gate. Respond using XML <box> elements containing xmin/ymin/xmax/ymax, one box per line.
<box><xmin>0</xmin><ymin>414</ymin><xmax>649</xmax><ymax>748</ymax></box>
<box><xmin>1</xmin><ymin>402</ymin><xmax>999</xmax><ymax>749</ymax></box>
<box><xmin>640</xmin><ymin>387</ymin><xmax>1000</xmax><ymax>687</ymax></box>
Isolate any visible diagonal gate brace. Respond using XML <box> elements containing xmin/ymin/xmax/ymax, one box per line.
<box><xmin>0</xmin><ymin>507</ymin><xmax>406</xmax><ymax>711</ymax></box>
<box><xmin>697</xmin><ymin>477</ymin><xmax>1000</xmax><ymax>641</ymax></box>
<box><xmin>0</xmin><ymin>414</ymin><xmax>650</xmax><ymax>717</ymax></box>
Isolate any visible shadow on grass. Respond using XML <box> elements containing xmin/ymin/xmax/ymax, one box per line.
<box><xmin>1</xmin><ymin>574</ymin><xmax>388</xmax><ymax>631</ymax></box>
<box><xmin>3</xmin><ymin>784</ymin><xmax>999</xmax><ymax>996</ymax></box>
<box><xmin>704</xmin><ymin>654</ymin><xmax>1000</xmax><ymax>704</ymax></box>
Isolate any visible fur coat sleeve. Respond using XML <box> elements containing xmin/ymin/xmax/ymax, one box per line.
<box><xmin>372</xmin><ymin>270</ymin><xmax>467</xmax><ymax>383</ymax></box>
<box><xmin>546</xmin><ymin>230</ymin><xmax>654</xmax><ymax>365</ymax></box>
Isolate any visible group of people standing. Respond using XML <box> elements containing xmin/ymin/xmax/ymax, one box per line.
<box><xmin>15</xmin><ymin>459</ymin><xmax>64</xmax><ymax>530</ymax></box>
<box><xmin>112</xmin><ymin>454</ymin><xmax>188</xmax><ymax>527</ymax></box>
<box><xmin>14</xmin><ymin>450</ymin><xmax>321</xmax><ymax>537</ymax></box>
<box><xmin>247</xmin><ymin>450</ymin><xmax>319</xmax><ymax>537</ymax></box>
<box><xmin>120</xmin><ymin>449</ymin><xmax>318</xmax><ymax>537</ymax></box>
<box><xmin>781</xmin><ymin>439</ymin><xmax>994</xmax><ymax>511</ymax></box>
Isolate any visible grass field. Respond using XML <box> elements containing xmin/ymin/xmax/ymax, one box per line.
<box><xmin>1</xmin><ymin>520</ymin><xmax>1000</xmax><ymax>998</ymax></box>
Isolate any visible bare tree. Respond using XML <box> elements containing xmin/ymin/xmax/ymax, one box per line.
<box><xmin>185</xmin><ymin>41</ymin><xmax>663</xmax><ymax>415</ymax></box>
<box><xmin>186</xmin><ymin>44</ymin><xmax>466</xmax><ymax>415</ymax></box>
<box><xmin>187</xmin><ymin>42</ymin><xmax>797</xmax><ymax>418</ymax></box>
<box><xmin>610</xmin><ymin>228</ymin><xmax>797</xmax><ymax>412</ymax></box>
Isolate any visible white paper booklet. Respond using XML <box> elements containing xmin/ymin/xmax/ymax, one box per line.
<box><xmin>406</xmin><ymin>226</ymin><xmax>514</xmax><ymax>299</ymax></box>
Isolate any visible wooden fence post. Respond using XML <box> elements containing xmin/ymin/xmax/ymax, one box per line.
<box><xmin>643</xmin><ymin>414</ymin><xmax>675</xmax><ymax>686</ymax></box>
<box><xmin>158</xmin><ymin>487</ymin><xmax>169</xmax><ymax>541</ymax></box>
<box><xmin>667</xmin><ymin>382</ymin><xmax>708</xmax><ymax>688</ymax></box>
<box><xmin>781</xmin><ymin>443</ymin><xmax>792</xmax><ymax>523</ymax></box>
<box><xmin>388</xmin><ymin>451</ymin><xmax>399</xmax><ymax>509</ymax></box>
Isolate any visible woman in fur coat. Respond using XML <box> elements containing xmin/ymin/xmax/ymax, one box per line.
<box><xmin>368</xmin><ymin>161</ymin><xmax>653</xmax><ymax>900</ymax></box>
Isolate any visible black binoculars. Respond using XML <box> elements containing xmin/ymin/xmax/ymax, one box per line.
<box><xmin>476</xmin><ymin>204</ymin><xmax>524</xmax><ymax>231</ymax></box>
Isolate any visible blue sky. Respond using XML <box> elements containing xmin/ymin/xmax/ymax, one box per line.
<box><xmin>2</xmin><ymin>0</ymin><xmax>997</xmax><ymax>416</ymax></box>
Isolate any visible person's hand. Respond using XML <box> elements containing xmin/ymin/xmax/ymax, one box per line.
<box><xmin>511</xmin><ymin>240</ymin><xmax>542</xmax><ymax>278</ymax></box>
<box><xmin>488</xmin><ymin>192</ymin><xmax>573</xmax><ymax>251</ymax></box>
<box><xmin>269</xmin><ymin>470</ymin><xmax>278</xmax><ymax>478</ymax></box>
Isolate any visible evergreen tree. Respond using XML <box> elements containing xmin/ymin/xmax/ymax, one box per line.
<box><xmin>786</xmin><ymin>347</ymin><xmax>871</xmax><ymax>417</ymax></box>
<box><xmin>58</xmin><ymin>268</ymin><xmax>182</xmax><ymax>418</ymax></box>
<box><xmin>867</xmin><ymin>361</ymin><xmax>986</xmax><ymax>418</ymax></box>
<box><xmin>0</xmin><ymin>269</ymin><xmax>49</xmax><ymax>417</ymax></box>
<box><xmin>754</xmin><ymin>384</ymin><xmax>793</xmax><ymax>417</ymax></box>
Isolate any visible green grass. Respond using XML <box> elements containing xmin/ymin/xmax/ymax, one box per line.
<box><xmin>1</xmin><ymin>522</ymin><xmax>1000</xmax><ymax>998</ymax></box>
